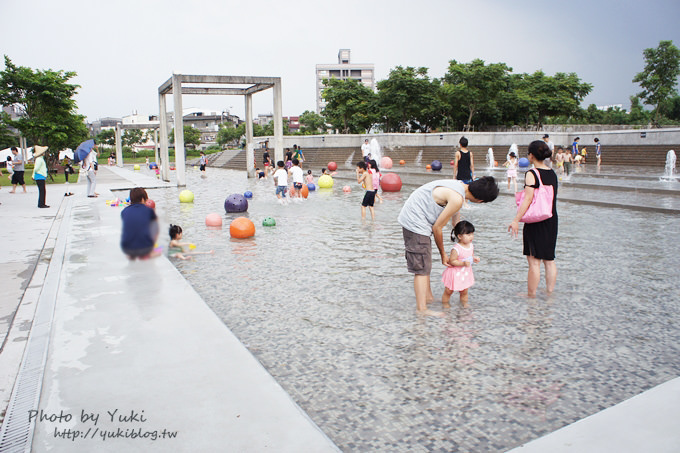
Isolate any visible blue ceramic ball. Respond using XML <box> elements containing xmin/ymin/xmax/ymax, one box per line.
<box><xmin>519</xmin><ymin>157</ymin><xmax>530</xmax><ymax>167</ymax></box>
<box><xmin>307</xmin><ymin>183</ymin><xmax>316</xmax><ymax>191</ymax></box>
<box><xmin>431</xmin><ymin>160</ymin><xmax>442</xmax><ymax>171</ymax></box>
<box><xmin>244</xmin><ymin>191</ymin><xmax>253</xmax><ymax>199</ymax></box>
<box><xmin>224</xmin><ymin>193</ymin><xmax>248</xmax><ymax>213</ymax></box>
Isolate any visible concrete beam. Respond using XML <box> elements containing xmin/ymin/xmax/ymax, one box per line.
<box><xmin>179</xmin><ymin>75</ymin><xmax>280</xmax><ymax>85</ymax></box>
<box><xmin>118</xmin><ymin>123</ymin><xmax>160</xmax><ymax>131</ymax></box>
<box><xmin>180</xmin><ymin>87</ymin><xmax>247</xmax><ymax>96</ymax></box>
<box><xmin>245</xmin><ymin>84</ymin><xmax>274</xmax><ymax>95</ymax></box>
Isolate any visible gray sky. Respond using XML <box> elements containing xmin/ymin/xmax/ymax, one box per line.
<box><xmin>2</xmin><ymin>0</ymin><xmax>679</xmax><ymax>122</ymax></box>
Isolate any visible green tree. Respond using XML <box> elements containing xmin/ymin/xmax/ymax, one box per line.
<box><xmin>122</xmin><ymin>129</ymin><xmax>145</xmax><ymax>148</ymax></box>
<box><xmin>217</xmin><ymin>122</ymin><xmax>245</xmax><ymax>146</ymax></box>
<box><xmin>169</xmin><ymin>125</ymin><xmax>201</xmax><ymax>148</ymax></box>
<box><xmin>321</xmin><ymin>77</ymin><xmax>377</xmax><ymax>134</ymax></box>
<box><xmin>660</xmin><ymin>95</ymin><xmax>680</xmax><ymax>122</ymax></box>
<box><xmin>95</xmin><ymin>128</ymin><xmax>115</xmax><ymax>146</ymax></box>
<box><xmin>0</xmin><ymin>56</ymin><xmax>89</xmax><ymax>167</ymax></box>
<box><xmin>299</xmin><ymin>110</ymin><xmax>326</xmax><ymax>134</ymax></box>
<box><xmin>377</xmin><ymin>66</ymin><xmax>443</xmax><ymax>132</ymax></box>
<box><xmin>633</xmin><ymin>40</ymin><xmax>680</xmax><ymax>124</ymax></box>
<box><xmin>441</xmin><ymin>59</ymin><xmax>511</xmax><ymax>131</ymax></box>
<box><xmin>0</xmin><ymin>120</ymin><xmax>18</xmax><ymax>149</ymax></box>
<box><xmin>507</xmin><ymin>71</ymin><xmax>592</xmax><ymax>127</ymax></box>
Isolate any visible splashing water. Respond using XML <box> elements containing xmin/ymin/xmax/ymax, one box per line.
<box><xmin>415</xmin><ymin>150</ymin><xmax>423</xmax><ymax>165</ymax></box>
<box><xmin>369</xmin><ymin>138</ymin><xmax>382</xmax><ymax>165</ymax></box>
<box><xmin>661</xmin><ymin>149</ymin><xmax>677</xmax><ymax>181</ymax></box>
<box><xmin>344</xmin><ymin>151</ymin><xmax>355</xmax><ymax>169</ymax></box>
<box><xmin>486</xmin><ymin>147</ymin><xmax>495</xmax><ymax>170</ymax></box>
<box><xmin>507</xmin><ymin>143</ymin><xmax>519</xmax><ymax>162</ymax></box>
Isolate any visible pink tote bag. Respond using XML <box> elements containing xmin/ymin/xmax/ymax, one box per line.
<box><xmin>515</xmin><ymin>169</ymin><xmax>554</xmax><ymax>223</ymax></box>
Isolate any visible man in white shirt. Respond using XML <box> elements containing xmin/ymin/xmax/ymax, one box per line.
<box><xmin>361</xmin><ymin>139</ymin><xmax>370</xmax><ymax>163</ymax></box>
<box><xmin>542</xmin><ymin>134</ymin><xmax>554</xmax><ymax>168</ymax></box>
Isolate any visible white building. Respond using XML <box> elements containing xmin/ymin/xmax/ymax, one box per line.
<box><xmin>315</xmin><ymin>49</ymin><xmax>375</xmax><ymax>114</ymax></box>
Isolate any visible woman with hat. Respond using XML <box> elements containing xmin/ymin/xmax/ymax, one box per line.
<box><xmin>32</xmin><ymin>145</ymin><xmax>49</xmax><ymax>208</ymax></box>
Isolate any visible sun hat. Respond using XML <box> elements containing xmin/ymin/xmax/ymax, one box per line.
<box><xmin>33</xmin><ymin>145</ymin><xmax>48</xmax><ymax>157</ymax></box>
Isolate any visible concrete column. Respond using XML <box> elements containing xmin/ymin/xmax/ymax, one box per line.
<box><xmin>19</xmin><ymin>136</ymin><xmax>27</xmax><ymax>162</ymax></box>
<box><xmin>273</xmin><ymin>79</ymin><xmax>283</xmax><ymax>164</ymax></box>
<box><xmin>159</xmin><ymin>93</ymin><xmax>170</xmax><ymax>181</ymax></box>
<box><xmin>245</xmin><ymin>93</ymin><xmax>254</xmax><ymax>178</ymax></box>
<box><xmin>154</xmin><ymin>129</ymin><xmax>159</xmax><ymax>165</ymax></box>
<box><xmin>115</xmin><ymin>125</ymin><xmax>123</xmax><ymax>167</ymax></box>
<box><xmin>172</xmin><ymin>74</ymin><xmax>186</xmax><ymax>187</ymax></box>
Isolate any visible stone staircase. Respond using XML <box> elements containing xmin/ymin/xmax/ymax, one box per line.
<box><xmin>195</xmin><ymin>143</ymin><xmax>678</xmax><ymax>171</ymax></box>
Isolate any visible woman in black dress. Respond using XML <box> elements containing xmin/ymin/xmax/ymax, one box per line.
<box><xmin>508</xmin><ymin>140</ymin><xmax>558</xmax><ymax>297</ymax></box>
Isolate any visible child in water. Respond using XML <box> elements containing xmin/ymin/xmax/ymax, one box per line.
<box><xmin>168</xmin><ymin>224</ymin><xmax>214</xmax><ymax>260</ymax></box>
<box><xmin>305</xmin><ymin>169</ymin><xmax>314</xmax><ymax>184</ymax></box>
<box><xmin>442</xmin><ymin>220</ymin><xmax>480</xmax><ymax>308</ymax></box>
<box><xmin>503</xmin><ymin>152</ymin><xmax>518</xmax><ymax>192</ymax></box>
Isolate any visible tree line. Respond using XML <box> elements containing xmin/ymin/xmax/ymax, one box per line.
<box><xmin>1</xmin><ymin>40</ymin><xmax>678</xmax><ymax>153</ymax></box>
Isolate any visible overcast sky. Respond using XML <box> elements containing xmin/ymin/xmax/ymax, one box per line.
<box><xmin>2</xmin><ymin>0</ymin><xmax>679</xmax><ymax>123</ymax></box>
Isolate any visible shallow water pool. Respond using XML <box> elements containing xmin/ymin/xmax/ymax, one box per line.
<box><xmin>146</xmin><ymin>167</ymin><xmax>680</xmax><ymax>452</ymax></box>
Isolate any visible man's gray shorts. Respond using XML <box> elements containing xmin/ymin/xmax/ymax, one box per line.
<box><xmin>402</xmin><ymin>227</ymin><xmax>432</xmax><ymax>275</ymax></box>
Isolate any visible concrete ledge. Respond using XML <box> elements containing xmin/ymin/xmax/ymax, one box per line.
<box><xmin>508</xmin><ymin>377</ymin><xmax>680</xmax><ymax>453</ymax></box>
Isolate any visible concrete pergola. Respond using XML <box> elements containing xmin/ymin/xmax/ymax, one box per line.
<box><xmin>158</xmin><ymin>74</ymin><xmax>283</xmax><ymax>186</ymax></box>
<box><xmin>114</xmin><ymin>123</ymin><xmax>160</xmax><ymax>168</ymax></box>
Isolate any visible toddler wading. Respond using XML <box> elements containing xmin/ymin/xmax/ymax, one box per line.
<box><xmin>442</xmin><ymin>220</ymin><xmax>480</xmax><ymax>308</ymax></box>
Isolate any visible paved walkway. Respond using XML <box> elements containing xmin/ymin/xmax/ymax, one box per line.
<box><xmin>0</xmin><ymin>166</ymin><xmax>337</xmax><ymax>452</ymax></box>
<box><xmin>0</xmin><ymin>165</ymin><xmax>678</xmax><ymax>452</ymax></box>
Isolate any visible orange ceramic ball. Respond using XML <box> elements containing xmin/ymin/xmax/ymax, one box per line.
<box><xmin>399</xmin><ymin>160</ymin><xmax>406</xmax><ymax>165</ymax></box>
<box><xmin>205</xmin><ymin>212</ymin><xmax>223</xmax><ymax>227</ymax></box>
<box><xmin>230</xmin><ymin>217</ymin><xmax>255</xmax><ymax>238</ymax></box>
<box><xmin>426</xmin><ymin>164</ymin><xmax>432</xmax><ymax>170</ymax></box>
<box><xmin>380</xmin><ymin>173</ymin><xmax>402</xmax><ymax>192</ymax></box>
<box><xmin>343</xmin><ymin>185</ymin><xmax>351</xmax><ymax>193</ymax></box>
<box><xmin>328</xmin><ymin>161</ymin><xmax>338</xmax><ymax>171</ymax></box>
<box><xmin>301</xmin><ymin>184</ymin><xmax>309</xmax><ymax>198</ymax></box>
<box><xmin>494</xmin><ymin>160</ymin><xmax>498</xmax><ymax>166</ymax></box>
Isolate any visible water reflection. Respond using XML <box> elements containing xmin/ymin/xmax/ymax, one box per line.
<box><xmin>147</xmin><ymin>167</ymin><xmax>680</xmax><ymax>452</ymax></box>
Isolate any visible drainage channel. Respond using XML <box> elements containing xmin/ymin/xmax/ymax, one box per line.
<box><xmin>0</xmin><ymin>197</ymin><xmax>72</xmax><ymax>452</ymax></box>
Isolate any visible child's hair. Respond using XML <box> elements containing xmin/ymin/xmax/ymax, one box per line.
<box><xmin>322</xmin><ymin>168</ymin><xmax>327</xmax><ymax>173</ymax></box>
<box><xmin>369</xmin><ymin>159</ymin><xmax>379</xmax><ymax>170</ymax></box>
<box><xmin>594</xmin><ymin>137</ymin><xmax>599</xmax><ymax>142</ymax></box>
<box><xmin>307</xmin><ymin>169</ymin><xmax>312</xmax><ymax>175</ymax></box>
<box><xmin>256</xmin><ymin>167</ymin><xmax>260</xmax><ymax>171</ymax></box>
<box><xmin>356</xmin><ymin>161</ymin><xmax>367</xmax><ymax>170</ymax></box>
<box><xmin>459</xmin><ymin>136</ymin><xmax>468</xmax><ymax>147</ymax></box>
<box><xmin>509</xmin><ymin>152</ymin><xmax>516</xmax><ymax>158</ymax></box>
<box><xmin>528</xmin><ymin>140</ymin><xmax>552</xmax><ymax>160</ymax></box>
<box><xmin>451</xmin><ymin>220</ymin><xmax>475</xmax><ymax>242</ymax></box>
<box><xmin>169</xmin><ymin>224</ymin><xmax>183</xmax><ymax>239</ymax></box>
<box><xmin>6</xmin><ymin>156</ymin><xmax>11</xmax><ymax>161</ymax></box>
<box><xmin>292</xmin><ymin>158</ymin><xmax>299</xmax><ymax>166</ymax></box>
<box><xmin>277</xmin><ymin>160</ymin><xmax>284</xmax><ymax>168</ymax></box>
<box><xmin>129</xmin><ymin>187</ymin><xmax>148</xmax><ymax>204</ymax></box>
<box><xmin>468</xmin><ymin>176</ymin><xmax>499</xmax><ymax>202</ymax></box>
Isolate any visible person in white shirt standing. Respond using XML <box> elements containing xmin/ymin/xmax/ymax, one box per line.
<box><xmin>83</xmin><ymin>143</ymin><xmax>99</xmax><ymax>197</ymax></box>
<box><xmin>542</xmin><ymin>134</ymin><xmax>555</xmax><ymax>168</ymax></box>
<box><xmin>289</xmin><ymin>158</ymin><xmax>304</xmax><ymax>199</ymax></box>
<box><xmin>361</xmin><ymin>139</ymin><xmax>371</xmax><ymax>163</ymax></box>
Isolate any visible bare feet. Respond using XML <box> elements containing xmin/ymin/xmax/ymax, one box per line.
<box><xmin>417</xmin><ymin>309</ymin><xmax>445</xmax><ymax>317</ymax></box>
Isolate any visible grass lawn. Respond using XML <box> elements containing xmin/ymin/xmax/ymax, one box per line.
<box><xmin>1</xmin><ymin>171</ymin><xmax>76</xmax><ymax>186</ymax></box>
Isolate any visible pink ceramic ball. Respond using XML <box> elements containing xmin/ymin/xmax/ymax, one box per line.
<box><xmin>328</xmin><ymin>161</ymin><xmax>338</xmax><ymax>171</ymax></box>
<box><xmin>450</xmin><ymin>160</ymin><xmax>455</xmax><ymax>166</ymax></box>
<box><xmin>145</xmin><ymin>199</ymin><xmax>156</xmax><ymax>209</ymax></box>
<box><xmin>380</xmin><ymin>173</ymin><xmax>402</xmax><ymax>192</ymax></box>
<box><xmin>205</xmin><ymin>212</ymin><xmax>223</xmax><ymax>227</ymax></box>
<box><xmin>342</xmin><ymin>185</ymin><xmax>351</xmax><ymax>193</ymax></box>
<box><xmin>380</xmin><ymin>156</ymin><xmax>393</xmax><ymax>169</ymax></box>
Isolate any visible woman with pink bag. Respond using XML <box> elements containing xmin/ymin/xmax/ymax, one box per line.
<box><xmin>508</xmin><ymin>140</ymin><xmax>558</xmax><ymax>297</ymax></box>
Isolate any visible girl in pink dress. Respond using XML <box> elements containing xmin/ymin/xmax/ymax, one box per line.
<box><xmin>442</xmin><ymin>220</ymin><xmax>480</xmax><ymax>308</ymax></box>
